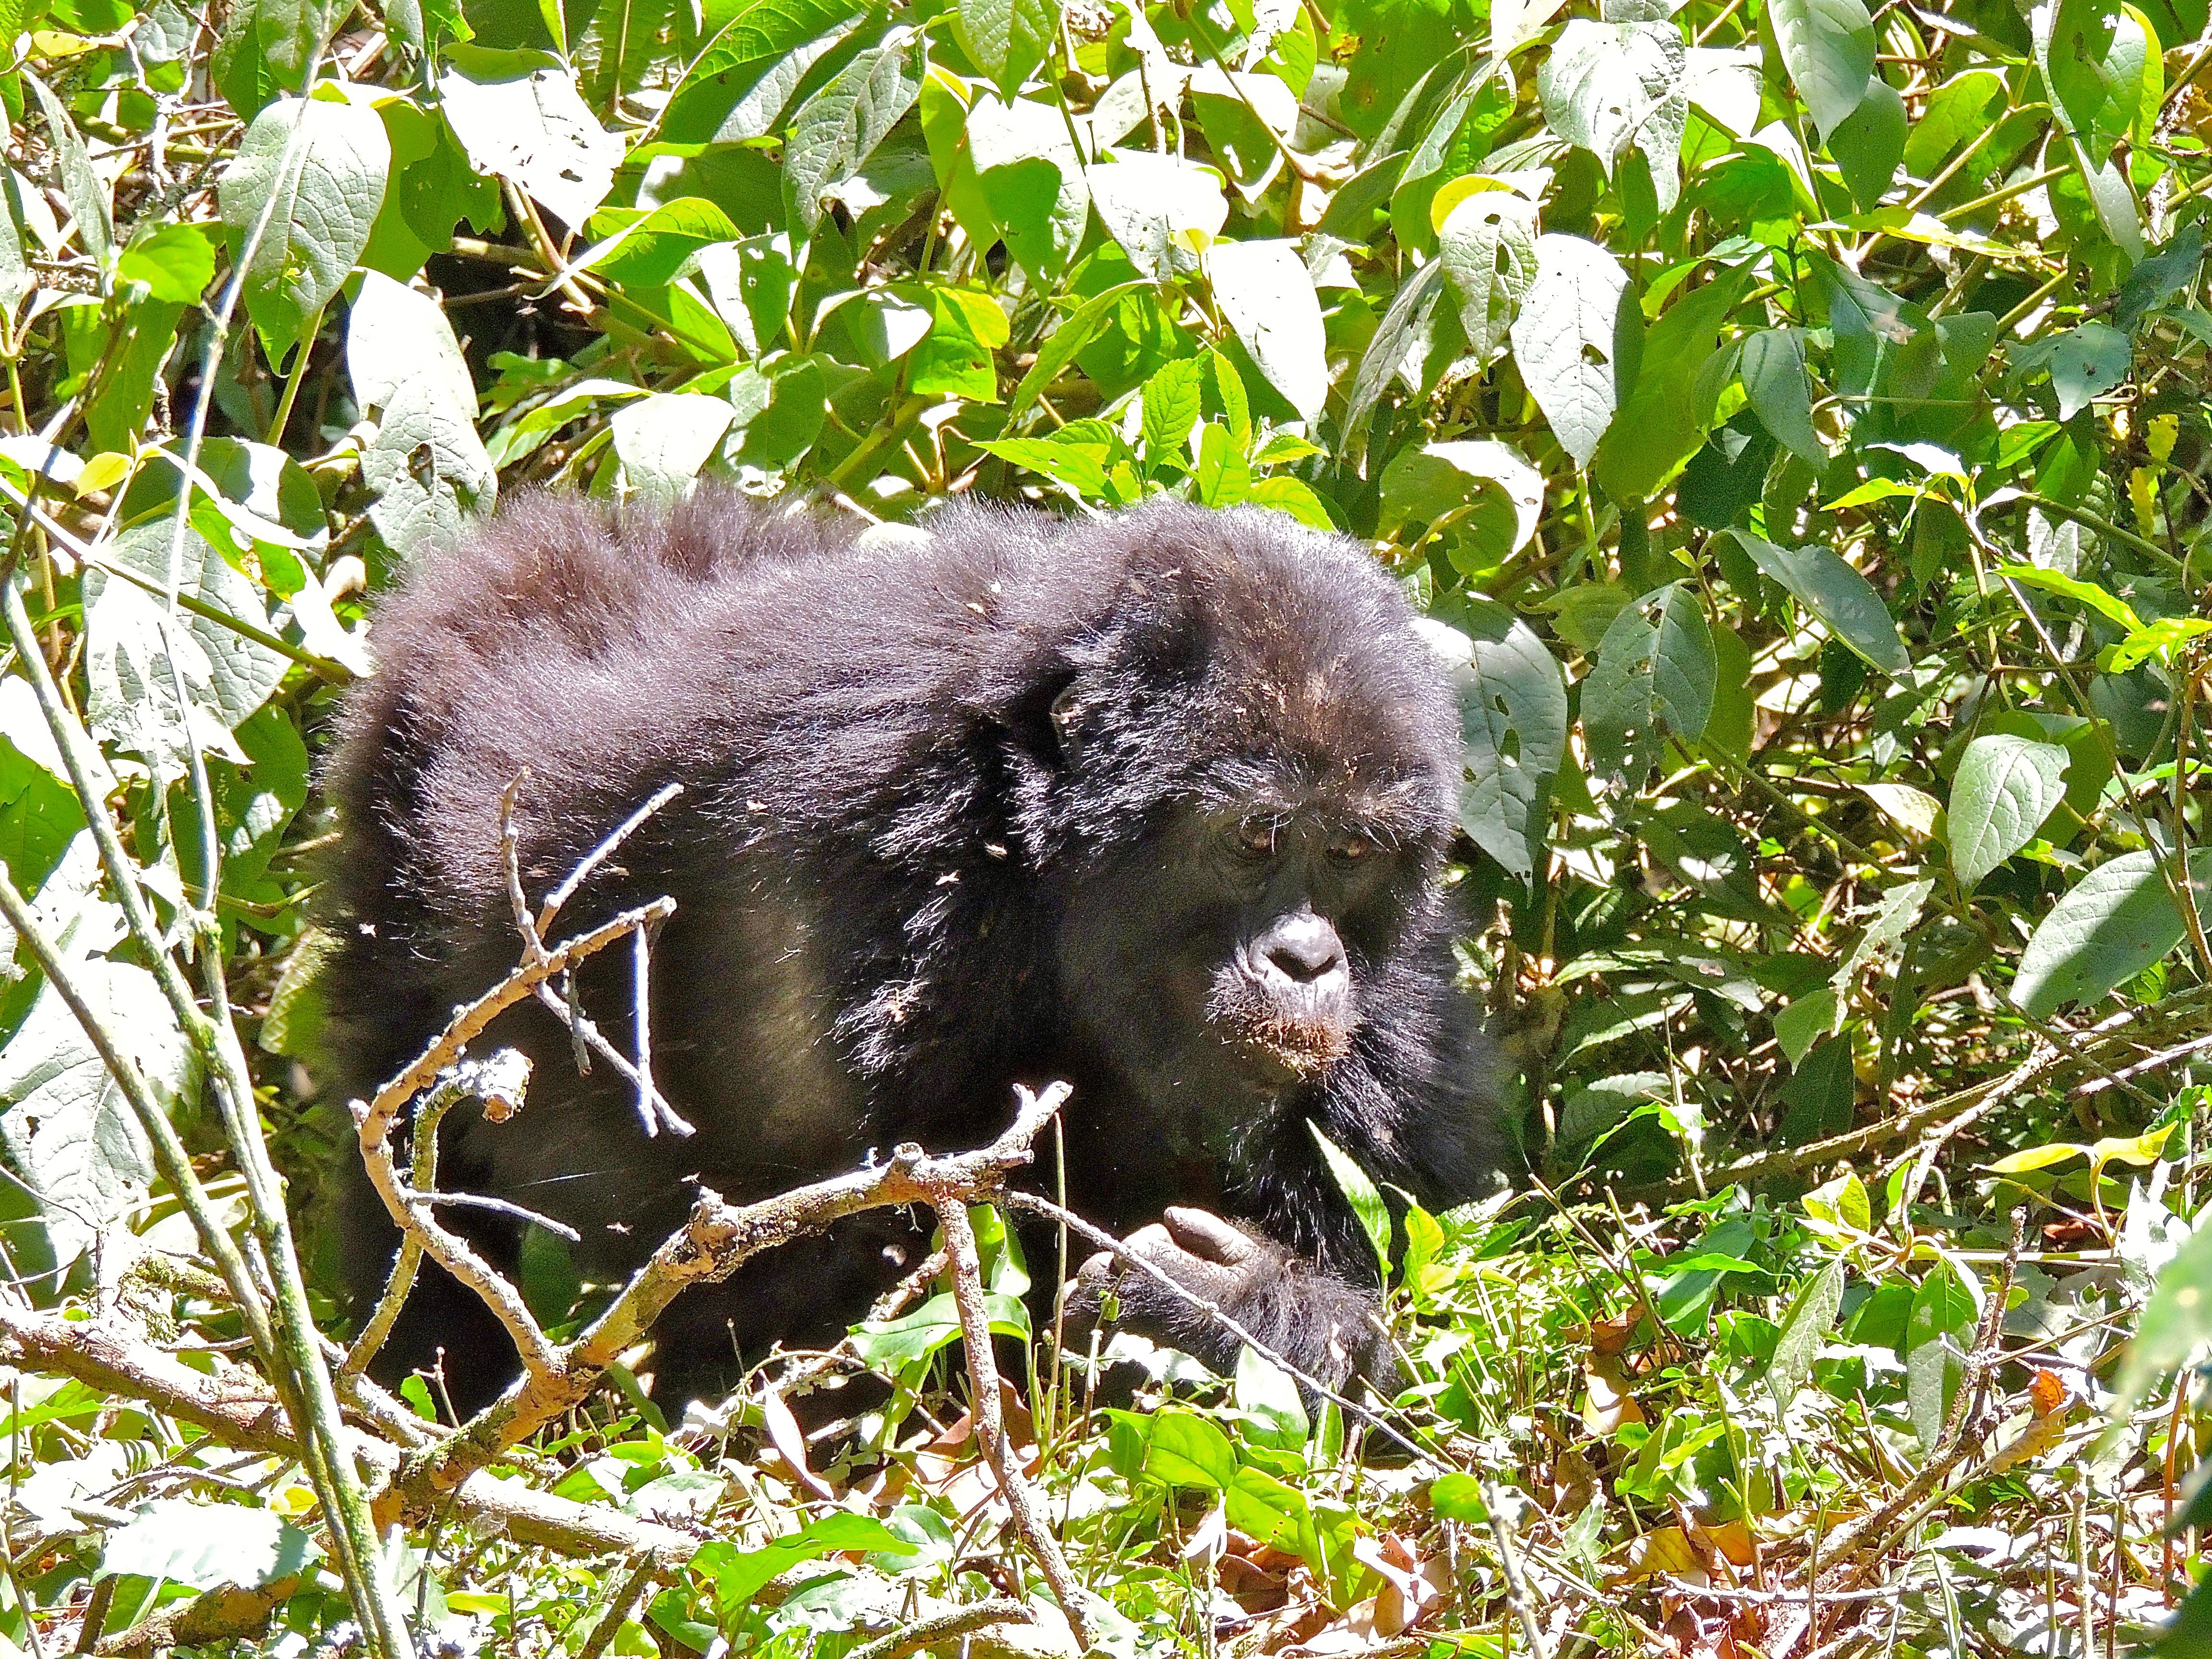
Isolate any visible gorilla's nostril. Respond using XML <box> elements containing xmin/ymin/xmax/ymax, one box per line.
<box><xmin>1256</xmin><ymin>913</ymin><xmax>1347</xmax><ymax>984</ymax></box>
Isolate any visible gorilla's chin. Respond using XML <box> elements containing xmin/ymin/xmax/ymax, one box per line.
<box><xmin>1205</xmin><ymin>974</ymin><xmax>1356</xmax><ymax>1079</ymax></box>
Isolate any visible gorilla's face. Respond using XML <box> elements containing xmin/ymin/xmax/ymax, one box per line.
<box><xmin>1052</xmin><ymin>793</ymin><xmax>1442</xmax><ymax>1117</ymax></box>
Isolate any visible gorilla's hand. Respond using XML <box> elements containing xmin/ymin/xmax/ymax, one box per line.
<box><xmin>1064</xmin><ymin>1207</ymin><xmax>1393</xmax><ymax>1394</ymax></box>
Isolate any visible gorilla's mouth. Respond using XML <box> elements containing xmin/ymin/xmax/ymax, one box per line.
<box><xmin>1204</xmin><ymin>974</ymin><xmax>1355</xmax><ymax>1077</ymax></box>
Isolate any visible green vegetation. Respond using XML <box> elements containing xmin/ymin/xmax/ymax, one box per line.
<box><xmin>5</xmin><ymin>0</ymin><xmax>2212</xmax><ymax>1647</ymax></box>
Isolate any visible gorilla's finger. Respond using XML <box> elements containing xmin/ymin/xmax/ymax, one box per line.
<box><xmin>1160</xmin><ymin>1207</ymin><xmax>1258</xmax><ymax>1265</ymax></box>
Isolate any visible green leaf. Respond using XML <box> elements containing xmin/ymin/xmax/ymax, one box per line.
<box><xmin>1141</xmin><ymin>357</ymin><xmax>1207</xmax><ymax>467</ymax></box>
<box><xmin>24</xmin><ymin>73</ymin><xmax>113</xmax><ymax>267</ymax></box>
<box><xmin>1722</xmin><ymin>530</ymin><xmax>1911</xmax><ymax>674</ymax></box>
<box><xmin>1948</xmin><ymin>734</ymin><xmax>2069</xmax><ymax>890</ymax></box>
<box><xmin>610</xmin><ymin>394</ymin><xmax>738</xmax><ymax>508</ymax></box>
<box><xmin>1738</xmin><ymin>328</ymin><xmax>1825</xmax><ymax>466</ymax></box>
<box><xmin>784</xmin><ymin>31</ymin><xmax>926</xmax><ymax>235</ymax></box>
<box><xmin>2024</xmin><ymin>321</ymin><xmax>2132</xmax><ymax>421</ymax></box>
<box><xmin>1143</xmin><ymin>1410</ymin><xmax>1237</xmax><ymax>1489</ymax></box>
<box><xmin>659</xmin><ymin>0</ymin><xmax>865</xmax><ymax>144</ymax></box>
<box><xmin>1088</xmin><ymin>150</ymin><xmax>1229</xmax><ymax>282</ymax></box>
<box><xmin>1765</xmin><ymin>1258</ymin><xmax>1845</xmax><ymax>1408</ymax></box>
<box><xmin>1905</xmin><ymin>1261</ymin><xmax>1977</xmax><ymax>1451</ymax></box>
<box><xmin>847</xmin><ymin>1289</ymin><xmax>1029</xmax><ymax>1368</ymax></box>
<box><xmin>2117</xmin><ymin>1218</ymin><xmax>2212</xmax><ymax>1407</ymax></box>
<box><xmin>1510</xmin><ymin>233</ymin><xmax>1630</xmax><ymax>469</ymax></box>
<box><xmin>2040</xmin><ymin>0</ymin><xmax>2149</xmax><ymax>148</ymax></box>
<box><xmin>1435</xmin><ymin>180</ymin><xmax>1538</xmax><ymax>363</ymax></box>
<box><xmin>1767</xmin><ymin>0</ymin><xmax>1875</xmax><ymax>138</ymax></box>
<box><xmin>361</xmin><ymin>373</ymin><xmax>498</xmax><ymax>552</ymax></box>
<box><xmin>1428</xmin><ymin>1472</ymin><xmax>1490</xmax><ymax>1522</ymax></box>
<box><xmin>583</xmin><ymin>198</ymin><xmax>743</xmax><ymax>287</ymax></box>
<box><xmin>2109</xmin><ymin>615</ymin><xmax>2212</xmax><ymax>672</ymax></box>
<box><xmin>1246</xmin><ymin>477</ymin><xmax>1335</xmax><ymax>528</ymax></box>
<box><xmin>1308</xmin><ymin>1120</ymin><xmax>1392</xmax><ymax>1275</ymax></box>
<box><xmin>0</xmin><ymin>958</ymin><xmax>195</xmax><ymax>1274</ymax></box>
<box><xmin>977</xmin><ymin>436</ymin><xmax>1108</xmax><ymax>497</ymax></box>
<box><xmin>2012</xmin><ymin>849</ymin><xmax>2212</xmax><ymax>1018</ymax></box>
<box><xmin>1582</xmin><ymin>584</ymin><xmax>1716</xmax><ymax>791</ymax></box>
<box><xmin>218</xmin><ymin>94</ymin><xmax>391</xmax><ymax>358</ymax></box>
<box><xmin>103</xmin><ymin>1501</ymin><xmax>321</xmax><ymax>1590</ymax></box>
<box><xmin>1537</xmin><ymin>19</ymin><xmax>1686</xmax><ymax>210</ymax></box>
<box><xmin>1234</xmin><ymin>1347</ymin><xmax>1309</xmax><ymax>1450</ymax></box>
<box><xmin>958</xmin><ymin>0</ymin><xmax>1058</xmax><ymax>96</ymax></box>
<box><xmin>1827</xmin><ymin>76</ymin><xmax>1904</xmax><ymax>210</ymax></box>
<box><xmin>1594</xmin><ymin>267</ymin><xmax>1747</xmax><ymax>504</ymax></box>
<box><xmin>437</xmin><ymin>48</ymin><xmax>623</xmax><ymax>231</ymax></box>
<box><xmin>968</xmin><ymin>94</ymin><xmax>1090</xmax><ymax>280</ymax></box>
<box><xmin>1208</xmin><ymin>240</ymin><xmax>1328</xmax><ymax>423</ymax></box>
<box><xmin>1006</xmin><ymin>280</ymin><xmax>1148</xmax><ymax>417</ymax></box>
<box><xmin>702</xmin><ymin>1515</ymin><xmax>915</xmax><ymax>1613</ymax></box>
<box><xmin>1422</xmin><ymin>600</ymin><xmax>1567</xmax><ymax>880</ymax></box>
<box><xmin>1379</xmin><ymin>439</ymin><xmax>1542</xmax><ymax>552</ymax></box>
<box><xmin>118</xmin><ymin>222</ymin><xmax>216</xmax><ymax>304</ymax></box>
<box><xmin>1773</xmin><ymin>986</ymin><xmax>1838</xmax><ymax>1064</ymax></box>
<box><xmin>1902</xmin><ymin>68</ymin><xmax>2004</xmax><ymax>175</ymax></box>
<box><xmin>696</xmin><ymin>234</ymin><xmax>798</xmax><ymax>358</ymax></box>
<box><xmin>910</xmin><ymin>285</ymin><xmax>1008</xmax><ymax>402</ymax></box>
<box><xmin>1994</xmin><ymin>563</ymin><xmax>2142</xmax><ymax>631</ymax></box>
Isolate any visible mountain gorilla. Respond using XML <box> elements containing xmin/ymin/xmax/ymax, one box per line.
<box><xmin>321</xmin><ymin>491</ymin><xmax>1513</xmax><ymax>1412</ymax></box>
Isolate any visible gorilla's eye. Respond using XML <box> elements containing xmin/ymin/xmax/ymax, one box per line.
<box><xmin>1228</xmin><ymin>817</ymin><xmax>1277</xmax><ymax>859</ymax></box>
<box><xmin>1327</xmin><ymin>833</ymin><xmax>1376</xmax><ymax>865</ymax></box>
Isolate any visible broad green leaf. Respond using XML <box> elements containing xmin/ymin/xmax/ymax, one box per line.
<box><xmin>1510</xmin><ymin>234</ymin><xmax>1630</xmax><ymax>469</ymax></box>
<box><xmin>2024</xmin><ymin>321</ymin><xmax>2132</xmax><ymax>421</ymax></box>
<box><xmin>1739</xmin><ymin>328</ymin><xmax>1825</xmax><ymax>466</ymax></box>
<box><xmin>1983</xmin><ymin>1141</ymin><xmax>2090</xmax><ymax>1174</ymax></box>
<box><xmin>2110</xmin><ymin>615</ymin><xmax>2212</xmax><ymax>671</ymax></box>
<box><xmin>1142</xmin><ymin>357</ymin><xmax>1207</xmax><ymax>465</ymax></box>
<box><xmin>1190</xmin><ymin>65</ymin><xmax>1300</xmax><ymax>201</ymax></box>
<box><xmin>1537</xmin><ymin>18</ymin><xmax>1686</xmax><ymax>209</ymax></box>
<box><xmin>1345</xmin><ymin>258</ymin><xmax>1447</xmax><ymax>445</ymax></box>
<box><xmin>1309</xmin><ymin>1120</ymin><xmax>1392</xmax><ymax>1275</ymax></box>
<box><xmin>1902</xmin><ymin>69</ymin><xmax>2004</xmax><ymax>175</ymax></box>
<box><xmin>967</xmin><ymin>94</ymin><xmax>1090</xmax><ymax>279</ymax></box>
<box><xmin>1419</xmin><ymin>599</ymin><xmax>1567</xmax><ymax>880</ymax></box>
<box><xmin>361</xmin><ymin>374</ymin><xmax>498</xmax><ymax>552</ymax></box>
<box><xmin>438</xmin><ymin>48</ymin><xmax>623</xmax><ymax>231</ymax></box>
<box><xmin>659</xmin><ymin>0</ymin><xmax>865</xmax><ymax>144</ymax></box>
<box><xmin>2013</xmin><ymin>849</ymin><xmax>2212</xmax><ymax>1018</ymax></box>
<box><xmin>0</xmin><ymin>958</ymin><xmax>196</xmax><ymax>1273</ymax></box>
<box><xmin>1594</xmin><ymin>267</ymin><xmax>1746</xmax><ymax>504</ymax></box>
<box><xmin>218</xmin><ymin>95</ymin><xmax>389</xmax><ymax>356</ymax></box>
<box><xmin>1006</xmin><ymin>280</ymin><xmax>1148</xmax><ymax>416</ymax></box>
<box><xmin>1088</xmin><ymin>150</ymin><xmax>1229</xmax><ymax>281</ymax></box>
<box><xmin>1208</xmin><ymin>240</ymin><xmax>1328</xmax><ymax>423</ymax></box>
<box><xmin>582</xmin><ymin>198</ymin><xmax>743</xmax><ymax>287</ymax></box>
<box><xmin>1582</xmin><ymin>583</ymin><xmax>1716</xmax><ymax>790</ymax></box>
<box><xmin>1234</xmin><ymin>1347</ymin><xmax>1309</xmax><ymax>1450</ymax></box>
<box><xmin>610</xmin><ymin>394</ymin><xmax>737</xmax><ymax>508</ymax></box>
<box><xmin>695</xmin><ymin>234</ymin><xmax>798</xmax><ymax>358</ymax></box>
<box><xmin>784</xmin><ymin>31</ymin><xmax>926</xmax><ymax>236</ymax></box>
<box><xmin>94</xmin><ymin>522</ymin><xmax>290</xmax><ymax>730</ymax></box>
<box><xmin>2039</xmin><ymin>0</ymin><xmax>2149</xmax><ymax>147</ymax></box>
<box><xmin>958</xmin><ymin>0</ymin><xmax>1058</xmax><ymax>96</ymax></box>
<box><xmin>909</xmin><ymin>286</ymin><xmax>1008</xmax><ymax>402</ymax></box>
<box><xmin>2117</xmin><ymin>1219</ymin><xmax>2212</xmax><ymax>1407</ymax></box>
<box><xmin>726</xmin><ymin>359</ymin><xmax>828</xmax><ymax>481</ymax></box>
<box><xmin>1773</xmin><ymin>986</ymin><xmax>1838</xmax><ymax>1064</ymax></box>
<box><xmin>1995</xmin><ymin>564</ymin><xmax>2142</xmax><ymax>631</ymax></box>
<box><xmin>1767</xmin><ymin>0</ymin><xmax>1875</xmax><ymax>138</ymax></box>
<box><xmin>847</xmin><ymin>1289</ymin><xmax>1029</xmax><ymax>1368</ymax></box>
<box><xmin>348</xmin><ymin>269</ymin><xmax>477</xmax><ymax>426</ymax></box>
<box><xmin>1949</xmin><ymin>734</ymin><xmax>2069</xmax><ymax>890</ymax></box>
<box><xmin>1436</xmin><ymin>180</ymin><xmax>1538</xmax><ymax>362</ymax></box>
<box><xmin>1904</xmin><ymin>1258</ymin><xmax>1977</xmax><ymax>1450</ymax></box>
<box><xmin>103</xmin><ymin>1500</ymin><xmax>320</xmax><ymax>1590</ymax></box>
<box><xmin>1427</xmin><ymin>1473</ymin><xmax>1489</xmax><ymax>1522</ymax></box>
<box><xmin>118</xmin><ymin>223</ymin><xmax>216</xmax><ymax>303</ymax></box>
<box><xmin>1765</xmin><ymin>1258</ymin><xmax>1845</xmax><ymax>1408</ymax></box>
<box><xmin>701</xmin><ymin>1515</ymin><xmax>915</xmax><ymax>1612</ymax></box>
<box><xmin>1379</xmin><ymin>440</ymin><xmax>1543</xmax><ymax>553</ymax></box>
<box><xmin>977</xmin><ymin>436</ymin><xmax>1108</xmax><ymax>497</ymax></box>
<box><xmin>1828</xmin><ymin>76</ymin><xmax>1905</xmax><ymax>210</ymax></box>
<box><xmin>1246</xmin><ymin>476</ymin><xmax>1334</xmax><ymax>528</ymax></box>
<box><xmin>1723</xmin><ymin>530</ymin><xmax>1911</xmax><ymax>674</ymax></box>
<box><xmin>1143</xmin><ymin>1410</ymin><xmax>1236</xmax><ymax>1490</ymax></box>
<box><xmin>24</xmin><ymin>74</ymin><xmax>112</xmax><ymax>267</ymax></box>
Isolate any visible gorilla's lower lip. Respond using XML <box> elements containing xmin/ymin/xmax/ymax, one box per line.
<box><xmin>1214</xmin><ymin>1013</ymin><xmax>1353</xmax><ymax>1075</ymax></box>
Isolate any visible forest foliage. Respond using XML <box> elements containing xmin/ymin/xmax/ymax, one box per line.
<box><xmin>5</xmin><ymin>0</ymin><xmax>2212</xmax><ymax>1644</ymax></box>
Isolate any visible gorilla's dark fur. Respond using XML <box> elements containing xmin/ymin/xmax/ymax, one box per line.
<box><xmin>323</xmin><ymin>491</ymin><xmax>1512</xmax><ymax>1410</ymax></box>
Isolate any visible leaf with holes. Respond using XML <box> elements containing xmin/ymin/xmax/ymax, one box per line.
<box><xmin>1582</xmin><ymin>584</ymin><xmax>1716</xmax><ymax>792</ymax></box>
<box><xmin>218</xmin><ymin>94</ymin><xmax>389</xmax><ymax>356</ymax></box>
<box><xmin>1510</xmin><ymin>234</ymin><xmax>1630</xmax><ymax>468</ymax></box>
<box><xmin>1436</xmin><ymin>180</ymin><xmax>1538</xmax><ymax>363</ymax></box>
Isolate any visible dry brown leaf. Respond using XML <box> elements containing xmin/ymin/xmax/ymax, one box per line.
<box><xmin>760</xmin><ymin>1386</ymin><xmax>836</xmax><ymax>1501</ymax></box>
<box><xmin>1581</xmin><ymin>1356</ymin><xmax>1646</xmax><ymax>1436</ymax></box>
<box><xmin>1610</xmin><ymin>1525</ymin><xmax>1705</xmax><ymax>1587</ymax></box>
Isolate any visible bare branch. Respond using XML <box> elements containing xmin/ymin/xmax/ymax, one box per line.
<box><xmin>539</xmin><ymin>781</ymin><xmax>684</xmax><ymax>932</ymax></box>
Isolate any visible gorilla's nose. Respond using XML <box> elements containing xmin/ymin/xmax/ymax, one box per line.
<box><xmin>1254</xmin><ymin>911</ymin><xmax>1347</xmax><ymax>986</ymax></box>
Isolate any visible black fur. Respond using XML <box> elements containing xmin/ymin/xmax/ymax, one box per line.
<box><xmin>321</xmin><ymin>490</ymin><xmax>1512</xmax><ymax>1409</ymax></box>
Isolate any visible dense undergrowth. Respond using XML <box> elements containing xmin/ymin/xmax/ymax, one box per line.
<box><xmin>3</xmin><ymin>0</ymin><xmax>2212</xmax><ymax>1646</ymax></box>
